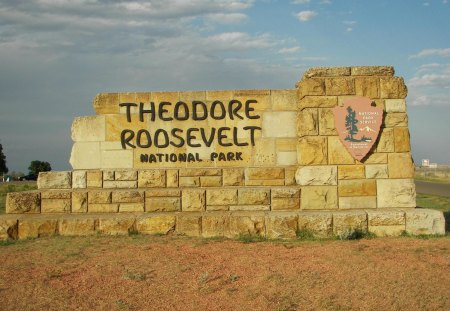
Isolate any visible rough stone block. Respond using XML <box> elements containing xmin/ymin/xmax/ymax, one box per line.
<box><xmin>229</xmin><ymin>214</ymin><xmax>265</xmax><ymax>238</ymax></box>
<box><xmin>59</xmin><ymin>218</ymin><xmax>96</xmax><ymax>236</ymax></box>
<box><xmin>166</xmin><ymin>169</ymin><xmax>179</xmax><ymax>187</ymax></box>
<box><xmin>365</xmin><ymin>164</ymin><xmax>388</xmax><ymax>179</ymax></box>
<box><xmin>351</xmin><ymin>66</ymin><xmax>394</xmax><ymax>76</ymax></box>
<box><xmin>388</xmin><ymin>153</ymin><xmax>415</xmax><ymax>178</ymax></box>
<box><xmin>266</xmin><ymin>213</ymin><xmax>298</xmax><ymax>239</ymax></box>
<box><xmin>295</xmin><ymin>165</ymin><xmax>337</xmax><ymax>186</ymax></box>
<box><xmin>136</xmin><ymin>215</ymin><xmax>176</xmax><ymax>235</ymax></box>
<box><xmin>384</xmin><ymin>113</ymin><xmax>408</xmax><ymax>127</ymax></box>
<box><xmin>298</xmin><ymin>96</ymin><xmax>337</xmax><ymax>109</ymax></box>
<box><xmin>111</xmin><ymin>190</ymin><xmax>144</xmax><ymax>203</ymax></box>
<box><xmin>271</xmin><ymin>187</ymin><xmax>300</xmax><ymax>198</ymax></box>
<box><xmin>103</xmin><ymin>181</ymin><xmax>137</xmax><ymax>189</ymax></box>
<box><xmin>405</xmin><ymin>209</ymin><xmax>445</xmax><ymax>235</ymax></box>
<box><xmin>229</xmin><ymin>205</ymin><xmax>270</xmax><ymax>211</ymax></box>
<box><xmin>103</xmin><ymin>170</ymin><xmax>115</xmax><ymax>181</ymax></box>
<box><xmin>86</xmin><ymin>171</ymin><xmax>103</xmax><ymax>188</ymax></box>
<box><xmin>297</xmin><ymin>78</ymin><xmax>326</xmax><ymax>98</ymax></box>
<box><xmin>72</xmin><ymin>171</ymin><xmax>87</xmax><ymax>189</ymax></box>
<box><xmin>301</xmin><ymin>186</ymin><xmax>338</xmax><ymax>210</ymax></box>
<box><xmin>333</xmin><ymin>211</ymin><xmax>368</xmax><ymax>235</ymax></box>
<box><xmin>182</xmin><ymin>189</ymin><xmax>206</xmax><ymax>212</ymax></box>
<box><xmin>138</xmin><ymin>170</ymin><xmax>166</xmax><ymax>188</ymax></box>
<box><xmin>88</xmin><ymin>204</ymin><xmax>119</xmax><ymax>213</ymax></box>
<box><xmin>377</xmin><ymin>179</ymin><xmax>416</xmax><ymax>208</ymax></box>
<box><xmin>114</xmin><ymin>170</ymin><xmax>137</xmax><ymax>181</ymax></box>
<box><xmin>6</xmin><ymin>192</ymin><xmax>41</xmax><ymax>214</ymax></box>
<box><xmin>376</xmin><ymin>128</ymin><xmax>394</xmax><ymax>153</ymax></box>
<box><xmin>206</xmin><ymin>189</ymin><xmax>238</xmax><ymax>206</ymax></box>
<box><xmin>380</xmin><ymin>77</ymin><xmax>407</xmax><ymax>98</ymax></box>
<box><xmin>145</xmin><ymin>189</ymin><xmax>181</xmax><ymax>197</ymax></box>
<box><xmin>202</xmin><ymin>215</ymin><xmax>230</xmax><ymax>238</ymax></box>
<box><xmin>385</xmin><ymin>99</ymin><xmax>406</xmax><ymax>112</ymax></box>
<box><xmin>38</xmin><ymin>171</ymin><xmax>72</xmax><ymax>189</ymax></box>
<box><xmin>119</xmin><ymin>203</ymin><xmax>145</xmax><ymax>212</ymax></box>
<box><xmin>97</xmin><ymin>216</ymin><xmax>135</xmax><ymax>235</ymax></box>
<box><xmin>338</xmin><ymin>165</ymin><xmax>365</xmax><ymax>180</ymax></box>
<box><xmin>222</xmin><ymin>169</ymin><xmax>244</xmax><ymax>186</ymax></box>
<box><xmin>146</xmin><ymin>197</ymin><xmax>181</xmax><ymax>212</ymax></box>
<box><xmin>394</xmin><ymin>127</ymin><xmax>410</xmax><ymax>152</ymax></box>
<box><xmin>354</xmin><ymin>77</ymin><xmax>379</xmax><ymax>98</ymax></box>
<box><xmin>245</xmin><ymin>179</ymin><xmax>285</xmax><ymax>186</ymax></box>
<box><xmin>246</xmin><ymin>168</ymin><xmax>284</xmax><ymax>180</ymax></box>
<box><xmin>297</xmin><ymin>136</ymin><xmax>328</xmax><ymax>165</ymax></box>
<box><xmin>41</xmin><ymin>191</ymin><xmax>71</xmax><ymax>199</ymax></box>
<box><xmin>70</xmin><ymin>142</ymin><xmax>101</xmax><ymax>170</ymax></box>
<box><xmin>297</xmin><ymin>108</ymin><xmax>318</xmax><ymax>137</ymax></box>
<box><xmin>18</xmin><ymin>219</ymin><xmax>58</xmax><ymax>239</ymax></box>
<box><xmin>325</xmin><ymin>77</ymin><xmax>355</xmax><ymax>96</ymax></box>
<box><xmin>271</xmin><ymin>89</ymin><xmax>297</xmax><ymax>111</ymax></box>
<box><xmin>41</xmin><ymin>199</ymin><xmax>71</xmax><ymax>213</ymax></box>
<box><xmin>176</xmin><ymin>215</ymin><xmax>202</xmax><ymax>237</ymax></box>
<box><xmin>72</xmin><ymin>191</ymin><xmax>88</xmax><ymax>213</ymax></box>
<box><xmin>179</xmin><ymin>168</ymin><xmax>221</xmax><ymax>176</ymax></box>
<box><xmin>263</xmin><ymin>111</ymin><xmax>297</xmax><ymax>138</ymax></box>
<box><xmin>71</xmin><ymin>116</ymin><xmax>105</xmax><ymax>142</ymax></box>
<box><xmin>298</xmin><ymin>212</ymin><xmax>333</xmax><ymax>237</ymax></box>
<box><xmin>328</xmin><ymin>136</ymin><xmax>355</xmax><ymax>164</ymax></box>
<box><xmin>318</xmin><ymin>108</ymin><xmax>337</xmax><ymax>135</ymax></box>
<box><xmin>271</xmin><ymin>198</ymin><xmax>300</xmax><ymax>210</ymax></box>
<box><xmin>304</xmin><ymin>67</ymin><xmax>351</xmax><ymax>78</ymax></box>
<box><xmin>200</xmin><ymin>176</ymin><xmax>221</xmax><ymax>187</ymax></box>
<box><xmin>285</xmin><ymin>167</ymin><xmax>297</xmax><ymax>186</ymax></box>
<box><xmin>88</xmin><ymin>191</ymin><xmax>111</xmax><ymax>204</ymax></box>
<box><xmin>338</xmin><ymin>179</ymin><xmax>376</xmax><ymax>197</ymax></box>
<box><xmin>339</xmin><ymin>196</ymin><xmax>377</xmax><ymax>209</ymax></box>
<box><xmin>367</xmin><ymin>210</ymin><xmax>405</xmax><ymax>237</ymax></box>
<box><xmin>93</xmin><ymin>93</ymin><xmax>119</xmax><ymax>114</ymax></box>
<box><xmin>179</xmin><ymin>176</ymin><xmax>200</xmax><ymax>187</ymax></box>
<box><xmin>0</xmin><ymin>219</ymin><xmax>18</xmax><ymax>240</ymax></box>
<box><xmin>276</xmin><ymin>151</ymin><xmax>297</xmax><ymax>166</ymax></box>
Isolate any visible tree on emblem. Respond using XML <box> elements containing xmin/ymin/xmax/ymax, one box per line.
<box><xmin>345</xmin><ymin>106</ymin><xmax>358</xmax><ymax>141</ymax></box>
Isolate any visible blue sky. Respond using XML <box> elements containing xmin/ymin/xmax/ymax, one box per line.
<box><xmin>0</xmin><ymin>0</ymin><xmax>449</xmax><ymax>173</ymax></box>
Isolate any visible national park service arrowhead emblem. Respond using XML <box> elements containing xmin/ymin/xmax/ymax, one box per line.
<box><xmin>333</xmin><ymin>97</ymin><xmax>383</xmax><ymax>161</ymax></box>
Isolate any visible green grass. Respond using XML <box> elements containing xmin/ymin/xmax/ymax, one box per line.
<box><xmin>415</xmin><ymin>174</ymin><xmax>450</xmax><ymax>184</ymax></box>
<box><xmin>416</xmin><ymin>193</ymin><xmax>450</xmax><ymax>212</ymax></box>
<box><xmin>0</xmin><ymin>182</ymin><xmax>37</xmax><ymax>213</ymax></box>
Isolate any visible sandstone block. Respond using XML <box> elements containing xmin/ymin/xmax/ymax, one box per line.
<box><xmin>377</xmin><ymin>179</ymin><xmax>416</xmax><ymax>208</ymax></box>
<box><xmin>237</xmin><ymin>188</ymin><xmax>269</xmax><ymax>205</ymax></box>
<box><xmin>72</xmin><ymin>171</ymin><xmax>87</xmax><ymax>189</ymax></box>
<box><xmin>325</xmin><ymin>77</ymin><xmax>355</xmax><ymax>96</ymax></box>
<box><xmin>111</xmin><ymin>190</ymin><xmax>144</xmax><ymax>203</ymax></box>
<box><xmin>38</xmin><ymin>171</ymin><xmax>72</xmax><ymax>189</ymax></box>
<box><xmin>59</xmin><ymin>218</ymin><xmax>96</xmax><ymax>236</ymax></box>
<box><xmin>271</xmin><ymin>89</ymin><xmax>297</xmax><ymax>111</ymax></box>
<box><xmin>229</xmin><ymin>205</ymin><xmax>270</xmax><ymax>211</ymax></box>
<box><xmin>88</xmin><ymin>204</ymin><xmax>118</xmax><ymax>213</ymax></box>
<box><xmin>88</xmin><ymin>191</ymin><xmax>111</xmax><ymax>204</ymax></box>
<box><xmin>304</xmin><ymin>67</ymin><xmax>351</xmax><ymax>77</ymax></box>
<box><xmin>298</xmin><ymin>212</ymin><xmax>333</xmax><ymax>237</ymax></box>
<box><xmin>385</xmin><ymin>99</ymin><xmax>406</xmax><ymax>112</ymax></box>
<box><xmin>19</xmin><ymin>219</ymin><xmax>58</xmax><ymax>239</ymax></box>
<box><xmin>262</xmin><ymin>112</ymin><xmax>297</xmax><ymax>138</ymax></box>
<box><xmin>333</xmin><ymin>210</ymin><xmax>368</xmax><ymax>235</ymax></box>
<box><xmin>271</xmin><ymin>187</ymin><xmax>301</xmax><ymax>198</ymax></box>
<box><xmin>97</xmin><ymin>216</ymin><xmax>135</xmax><ymax>235</ymax></box>
<box><xmin>179</xmin><ymin>168</ymin><xmax>221</xmax><ymax>177</ymax></box>
<box><xmin>351</xmin><ymin>66</ymin><xmax>394</xmax><ymax>76</ymax></box>
<box><xmin>103</xmin><ymin>181</ymin><xmax>137</xmax><ymax>189</ymax></box>
<box><xmin>301</xmin><ymin>186</ymin><xmax>338</xmax><ymax>210</ymax></box>
<box><xmin>295</xmin><ymin>165</ymin><xmax>337</xmax><ymax>186</ymax></box>
<box><xmin>6</xmin><ymin>192</ymin><xmax>41</xmax><ymax>214</ymax></box>
<box><xmin>318</xmin><ymin>108</ymin><xmax>337</xmax><ymax>135</ymax></box>
<box><xmin>394</xmin><ymin>127</ymin><xmax>410</xmax><ymax>152</ymax></box>
<box><xmin>176</xmin><ymin>215</ymin><xmax>202</xmax><ymax>237</ymax></box>
<box><xmin>367</xmin><ymin>210</ymin><xmax>405</xmax><ymax>226</ymax></box>
<box><xmin>119</xmin><ymin>203</ymin><xmax>144</xmax><ymax>212</ymax></box>
<box><xmin>297</xmin><ymin>136</ymin><xmax>328</xmax><ymax>165</ymax></box>
<box><xmin>41</xmin><ymin>199</ymin><xmax>71</xmax><ymax>213</ymax></box>
<box><xmin>101</xmin><ymin>149</ymin><xmax>133</xmax><ymax>169</ymax></box>
<box><xmin>114</xmin><ymin>170</ymin><xmax>137</xmax><ymax>181</ymax></box>
<box><xmin>266</xmin><ymin>213</ymin><xmax>298</xmax><ymax>239</ymax></box>
<box><xmin>405</xmin><ymin>209</ymin><xmax>445</xmax><ymax>235</ymax></box>
<box><xmin>297</xmin><ymin>108</ymin><xmax>318</xmax><ymax>137</ymax></box>
<box><xmin>146</xmin><ymin>197</ymin><xmax>181</xmax><ymax>212</ymax></box>
<box><xmin>182</xmin><ymin>189</ymin><xmax>206</xmax><ymax>212</ymax></box>
<box><xmin>380</xmin><ymin>77</ymin><xmax>407</xmax><ymax>98</ymax></box>
<box><xmin>328</xmin><ymin>136</ymin><xmax>355</xmax><ymax>164</ymax></box>
<box><xmin>41</xmin><ymin>191</ymin><xmax>71</xmax><ymax>199</ymax></box>
<box><xmin>285</xmin><ymin>167</ymin><xmax>297</xmax><ymax>186</ymax></box>
<box><xmin>136</xmin><ymin>215</ymin><xmax>176</xmax><ymax>235</ymax></box>
<box><xmin>297</xmin><ymin>78</ymin><xmax>326</xmax><ymax>98</ymax></box>
<box><xmin>245</xmin><ymin>179</ymin><xmax>285</xmax><ymax>186</ymax></box>
<box><xmin>354</xmin><ymin>77</ymin><xmax>379</xmax><ymax>98</ymax></box>
<box><xmin>86</xmin><ymin>171</ymin><xmax>103</xmax><ymax>188</ymax></box>
<box><xmin>202</xmin><ymin>215</ymin><xmax>230</xmax><ymax>238</ymax></box>
<box><xmin>206</xmin><ymin>189</ymin><xmax>238</xmax><ymax>205</ymax></box>
<box><xmin>166</xmin><ymin>169</ymin><xmax>179</xmax><ymax>187</ymax></box>
<box><xmin>276</xmin><ymin>151</ymin><xmax>297</xmax><ymax>166</ymax></box>
<box><xmin>384</xmin><ymin>113</ymin><xmax>408</xmax><ymax>127</ymax></box>
<box><xmin>0</xmin><ymin>219</ymin><xmax>18</xmax><ymax>240</ymax></box>
<box><xmin>339</xmin><ymin>196</ymin><xmax>377</xmax><ymax>209</ymax></box>
<box><xmin>72</xmin><ymin>191</ymin><xmax>88</xmax><ymax>213</ymax></box>
<box><xmin>145</xmin><ymin>189</ymin><xmax>181</xmax><ymax>197</ymax></box>
<box><xmin>376</xmin><ymin>128</ymin><xmax>394</xmax><ymax>153</ymax></box>
<box><xmin>246</xmin><ymin>167</ymin><xmax>284</xmax><ymax>180</ymax></box>
<box><xmin>179</xmin><ymin>176</ymin><xmax>200</xmax><ymax>187</ymax></box>
<box><xmin>71</xmin><ymin>116</ymin><xmax>105</xmax><ymax>142</ymax></box>
<box><xmin>338</xmin><ymin>165</ymin><xmax>365</xmax><ymax>180</ymax></box>
<box><xmin>103</xmin><ymin>170</ymin><xmax>115</xmax><ymax>181</ymax></box>
<box><xmin>388</xmin><ymin>153</ymin><xmax>414</xmax><ymax>178</ymax></box>
<box><xmin>223</xmin><ymin>168</ymin><xmax>245</xmax><ymax>186</ymax></box>
<box><xmin>365</xmin><ymin>164</ymin><xmax>388</xmax><ymax>179</ymax></box>
<box><xmin>229</xmin><ymin>214</ymin><xmax>265</xmax><ymax>238</ymax></box>
<box><xmin>298</xmin><ymin>96</ymin><xmax>337</xmax><ymax>109</ymax></box>
<box><xmin>338</xmin><ymin>180</ymin><xmax>376</xmax><ymax>197</ymax></box>
<box><xmin>361</xmin><ymin>152</ymin><xmax>387</xmax><ymax>164</ymax></box>
<box><xmin>138</xmin><ymin>170</ymin><xmax>166</xmax><ymax>188</ymax></box>
<box><xmin>271</xmin><ymin>198</ymin><xmax>300</xmax><ymax>211</ymax></box>
<box><xmin>93</xmin><ymin>93</ymin><xmax>119</xmax><ymax>114</ymax></box>
<box><xmin>70</xmin><ymin>142</ymin><xmax>101</xmax><ymax>170</ymax></box>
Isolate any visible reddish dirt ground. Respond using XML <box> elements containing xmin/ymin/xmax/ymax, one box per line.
<box><xmin>0</xmin><ymin>235</ymin><xmax>449</xmax><ymax>311</ymax></box>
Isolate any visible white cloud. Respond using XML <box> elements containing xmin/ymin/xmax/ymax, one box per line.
<box><xmin>408</xmin><ymin>63</ymin><xmax>450</xmax><ymax>106</ymax></box>
<box><xmin>291</xmin><ymin>0</ymin><xmax>310</xmax><ymax>4</ymax></box>
<box><xmin>296</xmin><ymin>10</ymin><xmax>318</xmax><ymax>22</ymax></box>
<box><xmin>206</xmin><ymin>13</ymin><xmax>248</xmax><ymax>24</ymax></box>
<box><xmin>278</xmin><ymin>46</ymin><xmax>301</xmax><ymax>54</ymax></box>
<box><xmin>409</xmin><ymin>48</ymin><xmax>450</xmax><ymax>59</ymax></box>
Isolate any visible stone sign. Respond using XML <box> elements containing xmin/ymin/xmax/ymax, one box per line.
<box><xmin>1</xmin><ymin>66</ymin><xmax>445</xmax><ymax>241</ymax></box>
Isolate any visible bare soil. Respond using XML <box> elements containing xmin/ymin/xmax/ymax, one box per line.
<box><xmin>0</xmin><ymin>235</ymin><xmax>449</xmax><ymax>311</ymax></box>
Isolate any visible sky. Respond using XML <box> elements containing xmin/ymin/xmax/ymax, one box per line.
<box><xmin>0</xmin><ymin>0</ymin><xmax>449</xmax><ymax>173</ymax></box>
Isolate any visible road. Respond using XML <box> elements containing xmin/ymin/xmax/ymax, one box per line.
<box><xmin>415</xmin><ymin>180</ymin><xmax>450</xmax><ymax>197</ymax></box>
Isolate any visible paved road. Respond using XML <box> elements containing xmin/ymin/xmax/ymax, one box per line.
<box><xmin>415</xmin><ymin>180</ymin><xmax>450</xmax><ymax>197</ymax></box>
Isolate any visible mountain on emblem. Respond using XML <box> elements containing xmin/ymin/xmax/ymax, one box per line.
<box><xmin>333</xmin><ymin>97</ymin><xmax>383</xmax><ymax>161</ymax></box>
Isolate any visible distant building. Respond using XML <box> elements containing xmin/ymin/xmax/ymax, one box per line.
<box><xmin>429</xmin><ymin>163</ymin><xmax>438</xmax><ymax>169</ymax></box>
<box><xmin>422</xmin><ymin>159</ymin><xmax>430</xmax><ymax>167</ymax></box>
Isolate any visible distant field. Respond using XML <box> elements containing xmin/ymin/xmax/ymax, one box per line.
<box><xmin>415</xmin><ymin>167</ymin><xmax>450</xmax><ymax>184</ymax></box>
<box><xmin>0</xmin><ymin>182</ymin><xmax>37</xmax><ymax>214</ymax></box>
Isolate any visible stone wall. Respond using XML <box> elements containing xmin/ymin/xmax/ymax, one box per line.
<box><xmin>2</xmin><ymin>66</ymin><xmax>446</xmax><ymax>240</ymax></box>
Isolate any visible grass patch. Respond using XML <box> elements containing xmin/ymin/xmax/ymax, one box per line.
<box><xmin>237</xmin><ymin>234</ymin><xmax>267</xmax><ymax>243</ymax></box>
<box><xmin>336</xmin><ymin>229</ymin><xmax>377</xmax><ymax>240</ymax></box>
<box><xmin>415</xmin><ymin>174</ymin><xmax>450</xmax><ymax>184</ymax></box>
<box><xmin>416</xmin><ymin>193</ymin><xmax>450</xmax><ymax>212</ymax></box>
<box><xmin>0</xmin><ymin>182</ymin><xmax>37</xmax><ymax>214</ymax></box>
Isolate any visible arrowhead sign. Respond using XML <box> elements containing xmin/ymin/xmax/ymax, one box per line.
<box><xmin>333</xmin><ymin>97</ymin><xmax>383</xmax><ymax>161</ymax></box>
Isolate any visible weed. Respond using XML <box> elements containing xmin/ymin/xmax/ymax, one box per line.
<box><xmin>296</xmin><ymin>228</ymin><xmax>316</xmax><ymax>240</ymax></box>
<box><xmin>0</xmin><ymin>238</ymin><xmax>18</xmax><ymax>246</ymax></box>
<box><xmin>229</xmin><ymin>273</ymin><xmax>239</xmax><ymax>283</ymax></box>
<box><xmin>123</xmin><ymin>269</ymin><xmax>147</xmax><ymax>281</ymax></box>
<box><xmin>237</xmin><ymin>234</ymin><xmax>266</xmax><ymax>243</ymax></box>
<box><xmin>337</xmin><ymin>229</ymin><xmax>376</xmax><ymax>240</ymax></box>
<box><xmin>115</xmin><ymin>299</ymin><xmax>132</xmax><ymax>310</ymax></box>
<box><xmin>47</xmin><ymin>269</ymin><xmax>62</xmax><ymax>279</ymax></box>
<box><xmin>127</xmin><ymin>228</ymin><xmax>139</xmax><ymax>236</ymax></box>
<box><xmin>197</xmin><ymin>271</ymin><xmax>209</xmax><ymax>285</ymax></box>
